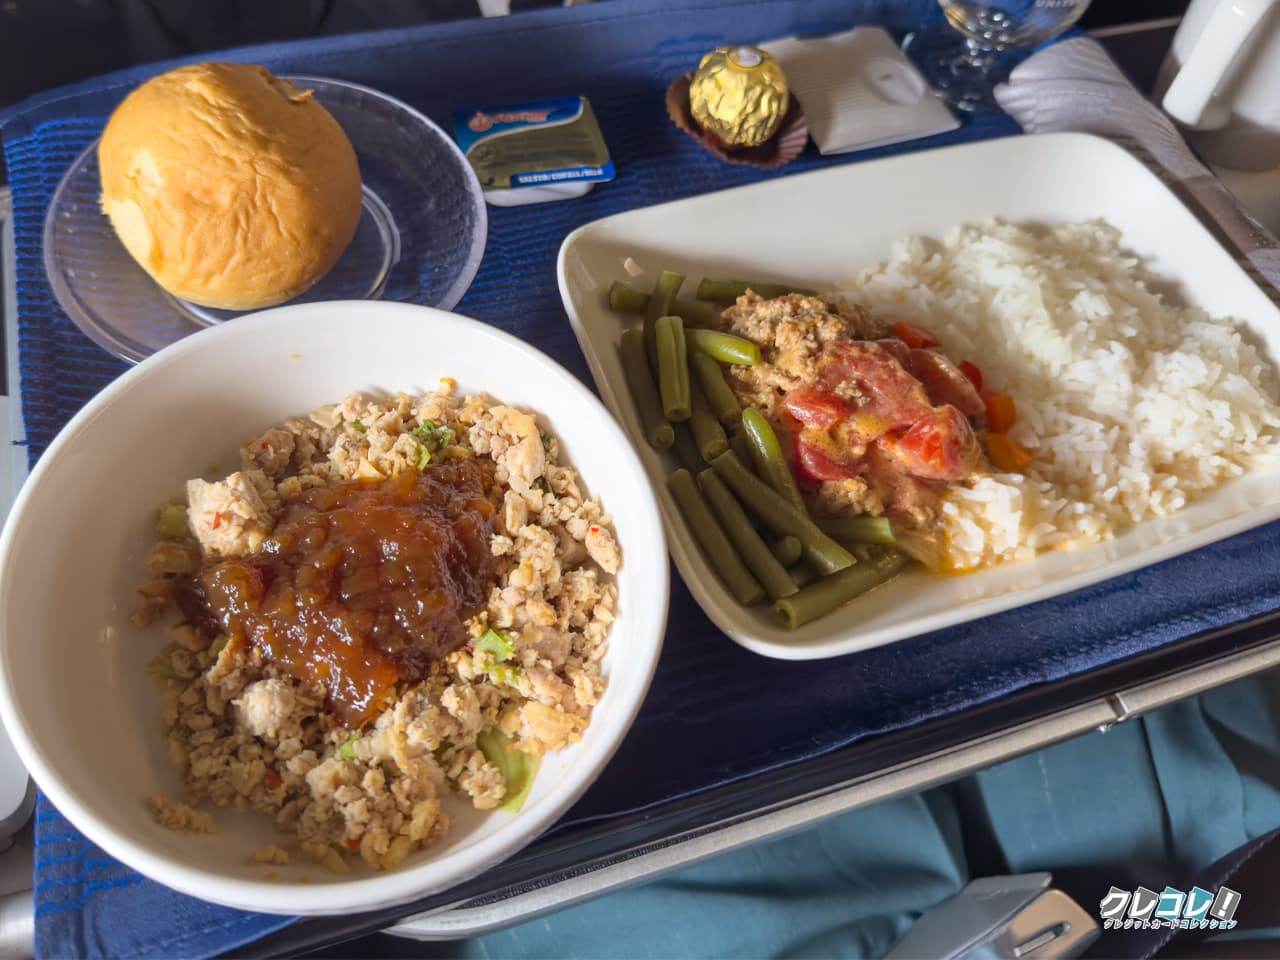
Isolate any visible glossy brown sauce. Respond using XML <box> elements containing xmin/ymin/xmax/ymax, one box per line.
<box><xmin>180</xmin><ymin>462</ymin><xmax>498</xmax><ymax>726</ymax></box>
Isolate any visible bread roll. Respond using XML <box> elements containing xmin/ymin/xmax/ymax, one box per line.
<box><xmin>98</xmin><ymin>63</ymin><xmax>363</xmax><ymax>311</ymax></box>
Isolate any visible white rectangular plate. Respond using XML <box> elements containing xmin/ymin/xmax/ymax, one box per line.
<box><xmin>557</xmin><ymin>132</ymin><xmax>1280</xmax><ymax>660</ymax></box>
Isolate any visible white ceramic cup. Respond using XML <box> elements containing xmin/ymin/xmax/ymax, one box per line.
<box><xmin>1156</xmin><ymin>0</ymin><xmax>1280</xmax><ymax>171</ymax></box>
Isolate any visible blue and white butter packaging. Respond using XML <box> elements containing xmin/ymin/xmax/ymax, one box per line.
<box><xmin>451</xmin><ymin>96</ymin><xmax>616</xmax><ymax>206</ymax></box>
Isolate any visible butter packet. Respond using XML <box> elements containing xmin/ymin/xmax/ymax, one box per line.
<box><xmin>450</xmin><ymin>96</ymin><xmax>615</xmax><ymax>206</ymax></box>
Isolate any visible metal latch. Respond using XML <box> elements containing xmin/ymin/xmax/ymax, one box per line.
<box><xmin>885</xmin><ymin>872</ymin><xmax>1099</xmax><ymax>960</ymax></box>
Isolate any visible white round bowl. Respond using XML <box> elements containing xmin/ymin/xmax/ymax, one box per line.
<box><xmin>0</xmin><ymin>301</ymin><xmax>667</xmax><ymax>915</ymax></box>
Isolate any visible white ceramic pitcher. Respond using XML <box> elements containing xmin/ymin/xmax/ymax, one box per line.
<box><xmin>1155</xmin><ymin>0</ymin><xmax>1280</xmax><ymax>171</ymax></box>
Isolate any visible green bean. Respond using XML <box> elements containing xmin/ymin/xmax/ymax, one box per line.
<box><xmin>609</xmin><ymin>283</ymin><xmax>724</xmax><ymax>328</ymax></box>
<box><xmin>849</xmin><ymin>543</ymin><xmax>883</xmax><ymax>565</ymax></box>
<box><xmin>674</xmin><ymin>297</ymin><xmax>725</xmax><ymax>329</ymax></box>
<box><xmin>697</xmin><ymin>469</ymin><xmax>797</xmax><ymax>601</ymax></box>
<box><xmin>649</xmin><ymin>272</ymin><xmax>685</xmax><ymax>315</ymax></box>
<box><xmin>609</xmin><ymin>281</ymin><xmax>649</xmax><ymax>313</ymax></box>
<box><xmin>644</xmin><ymin>271</ymin><xmax>685</xmax><ymax>373</ymax></box>
<box><xmin>816</xmin><ymin>515</ymin><xmax>897</xmax><ymax>545</ymax></box>
<box><xmin>667</xmin><ymin>468</ymin><xmax>764</xmax><ymax>605</ymax></box>
<box><xmin>741</xmin><ymin>444</ymin><xmax>803</xmax><ymax>557</ymax></box>
<box><xmin>670</xmin><ymin>424</ymin><xmax>706</xmax><ymax>474</ymax></box>
<box><xmin>771</xmin><ymin>550</ymin><xmax>912</xmax><ymax>629</ymax></box>
<box><xmin>685</xmin><ymin>328</ymin><xmax>761</xmax><ymax>366</ymax></box>
<box><xmin>729</xmin><ymin>426</ymin><xmax>753</xmax><ymax>467</ymax></box>
<box><xmin>688</xmin><ymin>380</ymin><xmax>729</xmax><ymax>462</ymax></box>
<box><xmin>710</xmin><ymin>450</ymin><xmax>854</xmax><ymax>574</ymax></box>
<box><xmin>690</xmin><ymin>352</ymin><xmax>742</xmax><ymax>425</ymax></box>
<box><xmin>696</xmin><ymin>278</ymin><xmax>818</xmax><ymax>302</ymax></box>
<box><xmin>655</xmin><ymin>314</ymin><xmax>691</xmax><ymax>422</ymax></box>
<box><xmin>770</xmin><ymin>535</ymin><xmax>802</xmax><ymax>567</ymax></box>
<box><xmin>619</xmin><ymin>329</ymin><xmax>674</xmax><ymax>450</ymax></box>
<box><xmin>788</xmin><ymin>561</ymin><xmax>819</xmax><ymax>589</ymax></box>
<box><xmin>740</xmin><ymin>408</ymin><xmax>805</xmax><ymax>512</ymax></box>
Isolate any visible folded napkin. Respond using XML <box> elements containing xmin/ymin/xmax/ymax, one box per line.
<box><xmin>760</xmin><ymin>28</ymin><xmax>959</xmax><ymax>155</ymax></box>
<box><xmin>995</xmin><ymin>35</ymin><xmax>1280</xmax><ymax>292</ymax></box>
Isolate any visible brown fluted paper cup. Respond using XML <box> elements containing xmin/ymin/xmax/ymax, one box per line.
<box><xmin>665</xmin><ymin>74</ymin><xmax>808</xmax><ymax>169</ymax></box>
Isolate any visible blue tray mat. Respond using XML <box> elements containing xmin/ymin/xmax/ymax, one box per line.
<box><xmin>4</xmin><ymin>0</ymin><xmax>1280</xmax><ymax>955</ymax></box>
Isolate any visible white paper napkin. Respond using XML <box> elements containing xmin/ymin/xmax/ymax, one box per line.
<box><xmin>994</xmin><ymin>36</ymin><xmax>1280</xmax><ymax>294</ymax></box>
<box><xmin>762</xmin><ymin>28</ymin><xmax>959</xmax><ymax>156</ymax></box>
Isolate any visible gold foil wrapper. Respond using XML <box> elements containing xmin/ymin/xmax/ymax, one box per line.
<box><xmin>667</xmin><ymin>75</ymin><xmax>807</xmax><ymax>169</ymax></box>
<box><xmin>688</xmin><ymin>45</ymin><xmax>790</xmax><ymax>148</ymax></box>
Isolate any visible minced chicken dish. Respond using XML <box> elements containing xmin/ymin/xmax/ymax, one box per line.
<box><xmin>135</xmin><ymin>381</ymin><xmax>620</xmax><ymax>871</ymax></box>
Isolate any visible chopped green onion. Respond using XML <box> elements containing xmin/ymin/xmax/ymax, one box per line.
<box><xmin>145</xmin><ymin>652</ymin><xmax>172</xmax><ymax>684</ymax></box>
<box><xmin>155</xmin><ymin>503</ymin><xmax>189</xmax><ymax>539</ymax></box>
<box><xmin>209</xmin><ymin>634</ymin><xmax>230</xmax><ymax>659</ymax></box>
<box><xmin>338</xmin><ymin>730</ymin><xmax>360</xmax><ymax>761</ymax></box>
<box><xmin>416</xmin><ymin>444</ymin><xmax>432</xmax><ymax>470</ymax></box>
<box><xmin>352</xmin><ymin>420</ymin><xmax>367</xmax><ymax>433</ymax></box>
<box><xmin>475</xmin><ymin>627</ymin><xmax>515</xmax><ymax>661</ymax></box>
<box><xmin>476</xmin><ymin>729</ymin><xmax>541</xmax><ymax>813</ymax></box>
<box><xmin>533</xmin><ymin>476</ymin><xmax>553</xmax><ymax>494</ymax></box>
<box><xmin>486</xmin><ymin>663</ymin><xmax>522</xmax><ymax>685</ymax></box>
<box><xmin>413</xmin><ymin>420</ymin><xmax>454</xmax><ymax>447</ymax></box>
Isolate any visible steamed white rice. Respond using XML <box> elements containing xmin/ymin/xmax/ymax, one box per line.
<box><xmin>845</xmin><ymin>219</ymin><xmax>1280</xmax><ymax>570</ymax></box>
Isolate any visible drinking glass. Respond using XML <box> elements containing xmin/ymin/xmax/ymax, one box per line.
<box><xmin>904</xmin><ymin>0</ymin><xmax>1092</xmax><ymax>112</ymax></box>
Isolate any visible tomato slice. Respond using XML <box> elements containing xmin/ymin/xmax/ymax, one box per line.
<box><xmin>887</xmin><ymin>321</ymin><xmax>940</xmax><ymax>350</ymax></box>
<box><xmin>908</xmin><ymin>349</ymin><xmax>985</xmax><ymax>420</ymax></box>
<box><xmin>876</xmin><ymin>337</ymin><xmax>913</xmax><ymax>367</ymax></box>
<box><xmin>820</xmin><ymin>341</ymin><xmax>932</xmax><ymax>439</ymax></box>
<box><xmin>783</xmin><ymin>385</ymin><xmax>845</xmax><ymax>429</ymax></box>
<box><xmin>982</xmin><ymin>391</ymin><xmax>1017</xmax><ymax>434</ymax></box>
<box><xmin>794</xmin><ymin>434</ymin><xmax>860</xmax><ymax>482</ymax></box>
<box><xmin>882</xmin><ymin>405</ymin><xmax>980</xmax><ymax>481</ymax></box>
<box><xmin>958</xmin><ymin>361</ymin><xmax>983</xmax><ymax>393</ymax></box>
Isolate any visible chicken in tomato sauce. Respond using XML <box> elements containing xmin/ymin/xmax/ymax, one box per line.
<box><xmin>719</xmin><ymin>291</ymin><xmax>989</xmax><ymax>560</ymax></box>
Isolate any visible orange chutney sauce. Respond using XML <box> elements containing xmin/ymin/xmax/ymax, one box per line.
<box><xmin>182</xmin><ymin>461</ymin><xmax>498</xmax><ymax>726</ymax></box>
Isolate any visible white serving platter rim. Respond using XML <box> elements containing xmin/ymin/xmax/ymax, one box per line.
<box><xmin>557</xmin><ymin>130</ymin><xmax>1280</xmax><ymax>661</ymax></box>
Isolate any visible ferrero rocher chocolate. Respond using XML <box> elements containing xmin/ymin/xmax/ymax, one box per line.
<box><xmin>688</xmin><ymin>45</ymin><xmax>789</xmax><ymax>148</ymax></box>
